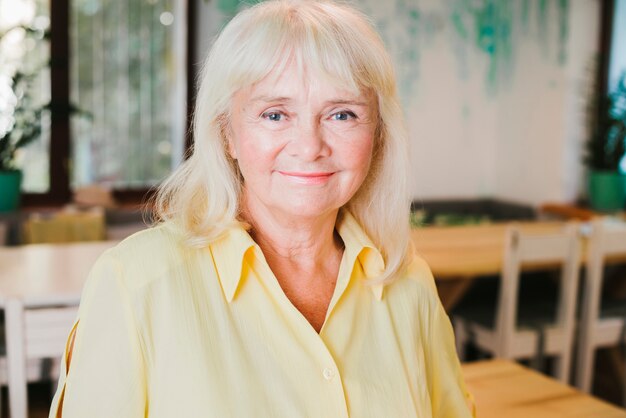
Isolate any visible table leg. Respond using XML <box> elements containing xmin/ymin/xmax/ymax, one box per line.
<box><xmin>435</xmin><ymin>278</ymin><xmax>476</xmax><ymax>312</ymax></box>
<box><xmin>5</xmin><ymin>299</ymin><xmax>28</xmax><ymax>418</ymax></box>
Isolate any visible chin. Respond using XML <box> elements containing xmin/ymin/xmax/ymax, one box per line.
<box><xmin>276</xmin><ymin>201</ymin><xmax>341</xmax><ymax>220</ymax></box>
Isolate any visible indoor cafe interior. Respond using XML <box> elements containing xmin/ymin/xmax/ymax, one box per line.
<box><xmin>1</xmin><ymin>0</ymin><xmax>626</xmax><ymax>417</ymax></box>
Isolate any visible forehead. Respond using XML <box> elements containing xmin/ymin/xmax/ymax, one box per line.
<box><xmin>236</xmin><ymin>58</ymin><xmax>371</xmax><ymax>104</ymax></box>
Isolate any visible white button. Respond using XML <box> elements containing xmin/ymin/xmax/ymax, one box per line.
<box><xmin>323</xmin><ymin>367</ymin><xmax>335</xmax><ymax>381</ymax></box>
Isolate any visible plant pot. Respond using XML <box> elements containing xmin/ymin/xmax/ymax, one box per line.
<box><xmin>0</xmin><ymin>170</ymin><xmax>22</xmax><ymax>212</ymax></box>
<box><xmin>587</xmin><ymin>170</ymin><xmax>626</xmax><ymax>212</ymax></box>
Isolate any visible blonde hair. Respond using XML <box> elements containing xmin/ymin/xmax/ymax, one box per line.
<box><xmin>155</xmin><ymin>0</ymin><xmax>411</xmax><ymax>284</ymax></box>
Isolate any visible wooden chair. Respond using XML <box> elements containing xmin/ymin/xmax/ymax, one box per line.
<box><xmin>4</xmin><ymin>207</ymin><xmax>102</xmax><ymax>416</ymax></box>
<box><xmin>22</xmin><ymin>207</ymin><xmax>105</xmax><ymax>244</ymax></box>
<box><xmin>0</xmin><ymin>274</ymin><xmax>78</xmax><ymax>417</ymax></box>
<box><xmin>4</xmin><ymin>301</ymin><xmax>78</xmax><ymax>418</ymax></box>
<box><xmin>453</xmin><ymin>223</ymin><xmax>582</xmax><ymax>383</ymax></box>
<box><xmin>576</xmin><ymin>219</ymin><xmax>626</xmax><ymax>401</ymax></box>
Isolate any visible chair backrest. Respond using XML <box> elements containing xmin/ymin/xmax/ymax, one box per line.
<box><xmin>580</xmin><ymin>219</ymin><xmax>626</xmax><ymax>328</ymax></box>
<box><xmin>22</xmin><ymin>208</ymin><xmax>106</xmax><ymax>244</ymax></box>
<box><xmin>4</xmin><ymin>299</ymin><xmax>78</xmax><ymax>413</ymax></box>
<box><xmin>495</xmin><ymin>223</ymin><xmax>582</xmax><ymax>354</ymax></box>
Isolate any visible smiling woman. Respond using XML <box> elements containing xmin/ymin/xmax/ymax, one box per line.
<box><xmin>49</xmin><ymin>1</ymin><xmax>473</xmax><ymax>417</ymax></box>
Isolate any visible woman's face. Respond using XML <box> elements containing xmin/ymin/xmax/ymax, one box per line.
<box><xmin>228</xmin><ymin>60</ymin><xmax>377</xmax><ymax>221</ymax></box>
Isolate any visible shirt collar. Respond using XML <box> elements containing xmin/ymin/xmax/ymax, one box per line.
<box><xmin>209</xmin><ymin>211</ymin><xmax>386</xmax><ymax>303</ymax></box>
<box><xmin>335</xmin><ymin>211</ymin><xmax>386</xmax><ymax>300</ymax></box>
<box><xmin>209</xmin><ymin>224</ymin><xmax>256</xmax><ymax>303</ymax></box>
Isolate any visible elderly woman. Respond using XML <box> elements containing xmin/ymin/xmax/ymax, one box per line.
<box><xmin>50</xmin><ymin>1</ymin><xmax>472</xmax><ymax>417</ymax></box>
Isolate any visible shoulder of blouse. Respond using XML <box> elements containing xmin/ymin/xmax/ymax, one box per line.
<box><xmin>389</xmin><ymin>253</ymin><xmax>438</xmax><ymax>294</ymax></box>
<box><xmin>405</xmin><ymin>254</ymin><xmax>438</xmax><ymax>293</ymax></box>
<box><xmin>99</xmin><ymin>221</ymin><xmax>199</xmax><ymax>292</ymax></box>
<box><xmin>381</xmin><ymin>253</ymin><xmax>441</xmax><ymax>313</ymax></box>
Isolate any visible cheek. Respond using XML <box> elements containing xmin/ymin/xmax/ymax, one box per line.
<box><xmin>228</xmin><ymin>99</ymin><xmax>282</xmax><ymax>179</ymax></box>
<box><xmin>232</xmin><ymin>130</ymin><xmax>282</xmax><ymax>177</ymax></box>
<box><xmin>340</xmin><ymin>133</ymin><xmax>375</xmax><ymax>175</ymax></box>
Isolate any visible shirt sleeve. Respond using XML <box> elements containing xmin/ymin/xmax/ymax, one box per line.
<box><xmin>426</xmin><ymin>296</ymin><xmax>475</xmax><ymax>418</ymax></box>
<box><xmin>49</xmin><ymin>250</ymin><xmax>147</xmax><ymax>418</ymax></box>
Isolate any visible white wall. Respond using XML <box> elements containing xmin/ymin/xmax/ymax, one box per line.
<box><xmin>495</xmin><ymin>1</ymin><xmax>600</xmax><ymax>204</ymax></box>
<box><xmin>561</xmin><ymin>1</ymin><xmax>601</xmax><ymax>203</ymax></box>
<box><xmin>194</xmin><ymin>0</ymin><xmax>601</xmax><ymax>206</ymax></box>
<box><xmin>406</xmin><ymin>35</ymin><xmax>498</xmax><ymax>200</ymax></box>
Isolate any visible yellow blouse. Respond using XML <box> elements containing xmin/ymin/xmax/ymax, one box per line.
<box><xmin>50</xmin><ymin>212</ymin><xmax>473</xmax><ymax>418</ymax></box>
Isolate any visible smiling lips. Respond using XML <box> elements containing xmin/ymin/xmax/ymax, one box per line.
<box><xmin>277</xmin><ymin>171</ymin><xmax>335</xmax><ymax>185</ymax></box>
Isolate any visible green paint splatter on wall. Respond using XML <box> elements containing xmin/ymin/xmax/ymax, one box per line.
<box><xmin>557</xmin><ymin>0</ymin><xmax>569</xmax><ymax>64</ymax></box>
<box><xmin>521</xmin><ymin>0</ymin><xmax>531</xmax><ymax>33</ymax></box>
<box><xmin>212</xmin><ymin>0</ymin><xmax>571</xmax><ymax>101</ymax></box>
<box><xmin>452</xmin><ymin>9</ymin><xmax>469</xmax><ymax>40</ymax></box>
<box><xmin>537</xmin><ymin>0</ymin><xmax>549</xmax><ymax>57</ymax></box>
<box><xmin>394</xmin><ymin>0</ymin><xmax>422</xmax><ymax>98</ymax></box>
<box><xmin>217</xmin><ymin>0</ymin><xmax>264</xmax><ymax>18</ymax></box>
<box><xmin>450</xmin><ymin>0</ymin><xmax>569</xmax><ymax>95</ymax></box>
<box><xmin>452</xmin><ymin>0</ymin><xmax>514</xmax><ymax>93</ymax></box>
<box><xmin>217</xmin><ymin>0</ymin><xmax>239</xmax><ymax>16</ymax></box>
<box><xmin>362</xmin><ymin>0</ymin><xmax>423</xmax><ymax>103</ymax></box>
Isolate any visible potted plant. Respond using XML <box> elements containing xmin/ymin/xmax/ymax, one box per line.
<box><xmin>583</xmin><ymin>73</ymin><xmax>626</xmax><ymax>212</ymax></box>
<box><xmin>0</xmin><ymin>70</ymin><xmax>47</xmax><ymax>212</ymax></box>
<box><xmin>0</xmin><ymin>25</ymin><xmax>87</xmax><ymax>212</ymax></box>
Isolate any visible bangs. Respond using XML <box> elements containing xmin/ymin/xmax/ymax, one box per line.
<box><xmin>218</xmin><ymin>1</ymin><xmax>389</xmax><ymax>100</ymax></box>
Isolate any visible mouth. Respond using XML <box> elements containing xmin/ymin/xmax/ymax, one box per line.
<box><xmin>277</xmin><ymin>171</ymin><xmax>335</xmax><ymax>185</ymax></box>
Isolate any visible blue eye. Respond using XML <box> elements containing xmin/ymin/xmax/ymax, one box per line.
<box><xmin>262</xmin><ymin>112</ymin><xmax>283</xmax><ymax>122</ymax></box>
<box><xmin>332</xmin><ymin>111</ymin><xmax>356</xmax><ymax>121</ymax></box>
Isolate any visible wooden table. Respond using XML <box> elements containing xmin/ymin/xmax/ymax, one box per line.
<box><xmin>540</xmin><ymin>202</ymin><xmax>626</xmax><ymax>222</ymax></box>
<box><xmin>412</xmin><ymin>220</ymin><xmax>626</xmax><ymax>310</ymax></box>
<box><xmin>463</xmin><ymin>359</ymin><xmax>626</xmax><ymax>417</ymax></box>
<box><xmin>0</xmin><ymin>240</ymin><xmax>116</xmax><ymax>305</ymax></box>
<box><xmin>411</xmin><ymin>221</ymin><xmax>569</xmax><ymax>310</ymax></box>
<box><xmin>411</xmin><ymin>221</ymin><xmax>569</xmax><ymax>280</ymax></box>
<box><xmin>0</xmin><ymin>241</ymin><xmax>117</xmax><ymax>418</ymax></box>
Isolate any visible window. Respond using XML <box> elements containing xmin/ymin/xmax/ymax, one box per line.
<box><xmin>70</xmin><ymin>0</ymin><xmax>188</xmax><ymax>189</ymax></box>
<box><xmin>0</xmin><ymin>0</ymin><xmax>193</xmax><ymax>206</ymax></box>
<box><xmin>607</xmin><ymin>0</ymin><xmax>626</xmax><ymax>171</ymax></box>
<box><xmin>608</xmin><ymin>0</ymin><xmax>626</xmax><ymax>92</ymax></box>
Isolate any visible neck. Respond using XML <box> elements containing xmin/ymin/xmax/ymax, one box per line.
<box><xmin>240</xmin><ymin>197</ymin><xmax>343</xmax><ymax>269</ymax></box>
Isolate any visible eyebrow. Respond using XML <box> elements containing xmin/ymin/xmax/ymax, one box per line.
<box><xmin>250</xmin><ymin>95</ymin><xmax>369</xmax><ymax>107</ymax></box>
<box><xmin>327</xmin><ymin>99</ymin><xmax>369</xmax><ymax>107</ymax></box>
<box><xmin>251</xmin><ymin>95</ymin><xmax>292</xmax><ymax>103</ymax></box>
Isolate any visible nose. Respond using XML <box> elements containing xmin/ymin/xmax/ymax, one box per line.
<box><xmin>285</xmin><ymin>117</ymin><xmax>330</xmax><ymax>161</ymax></box>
